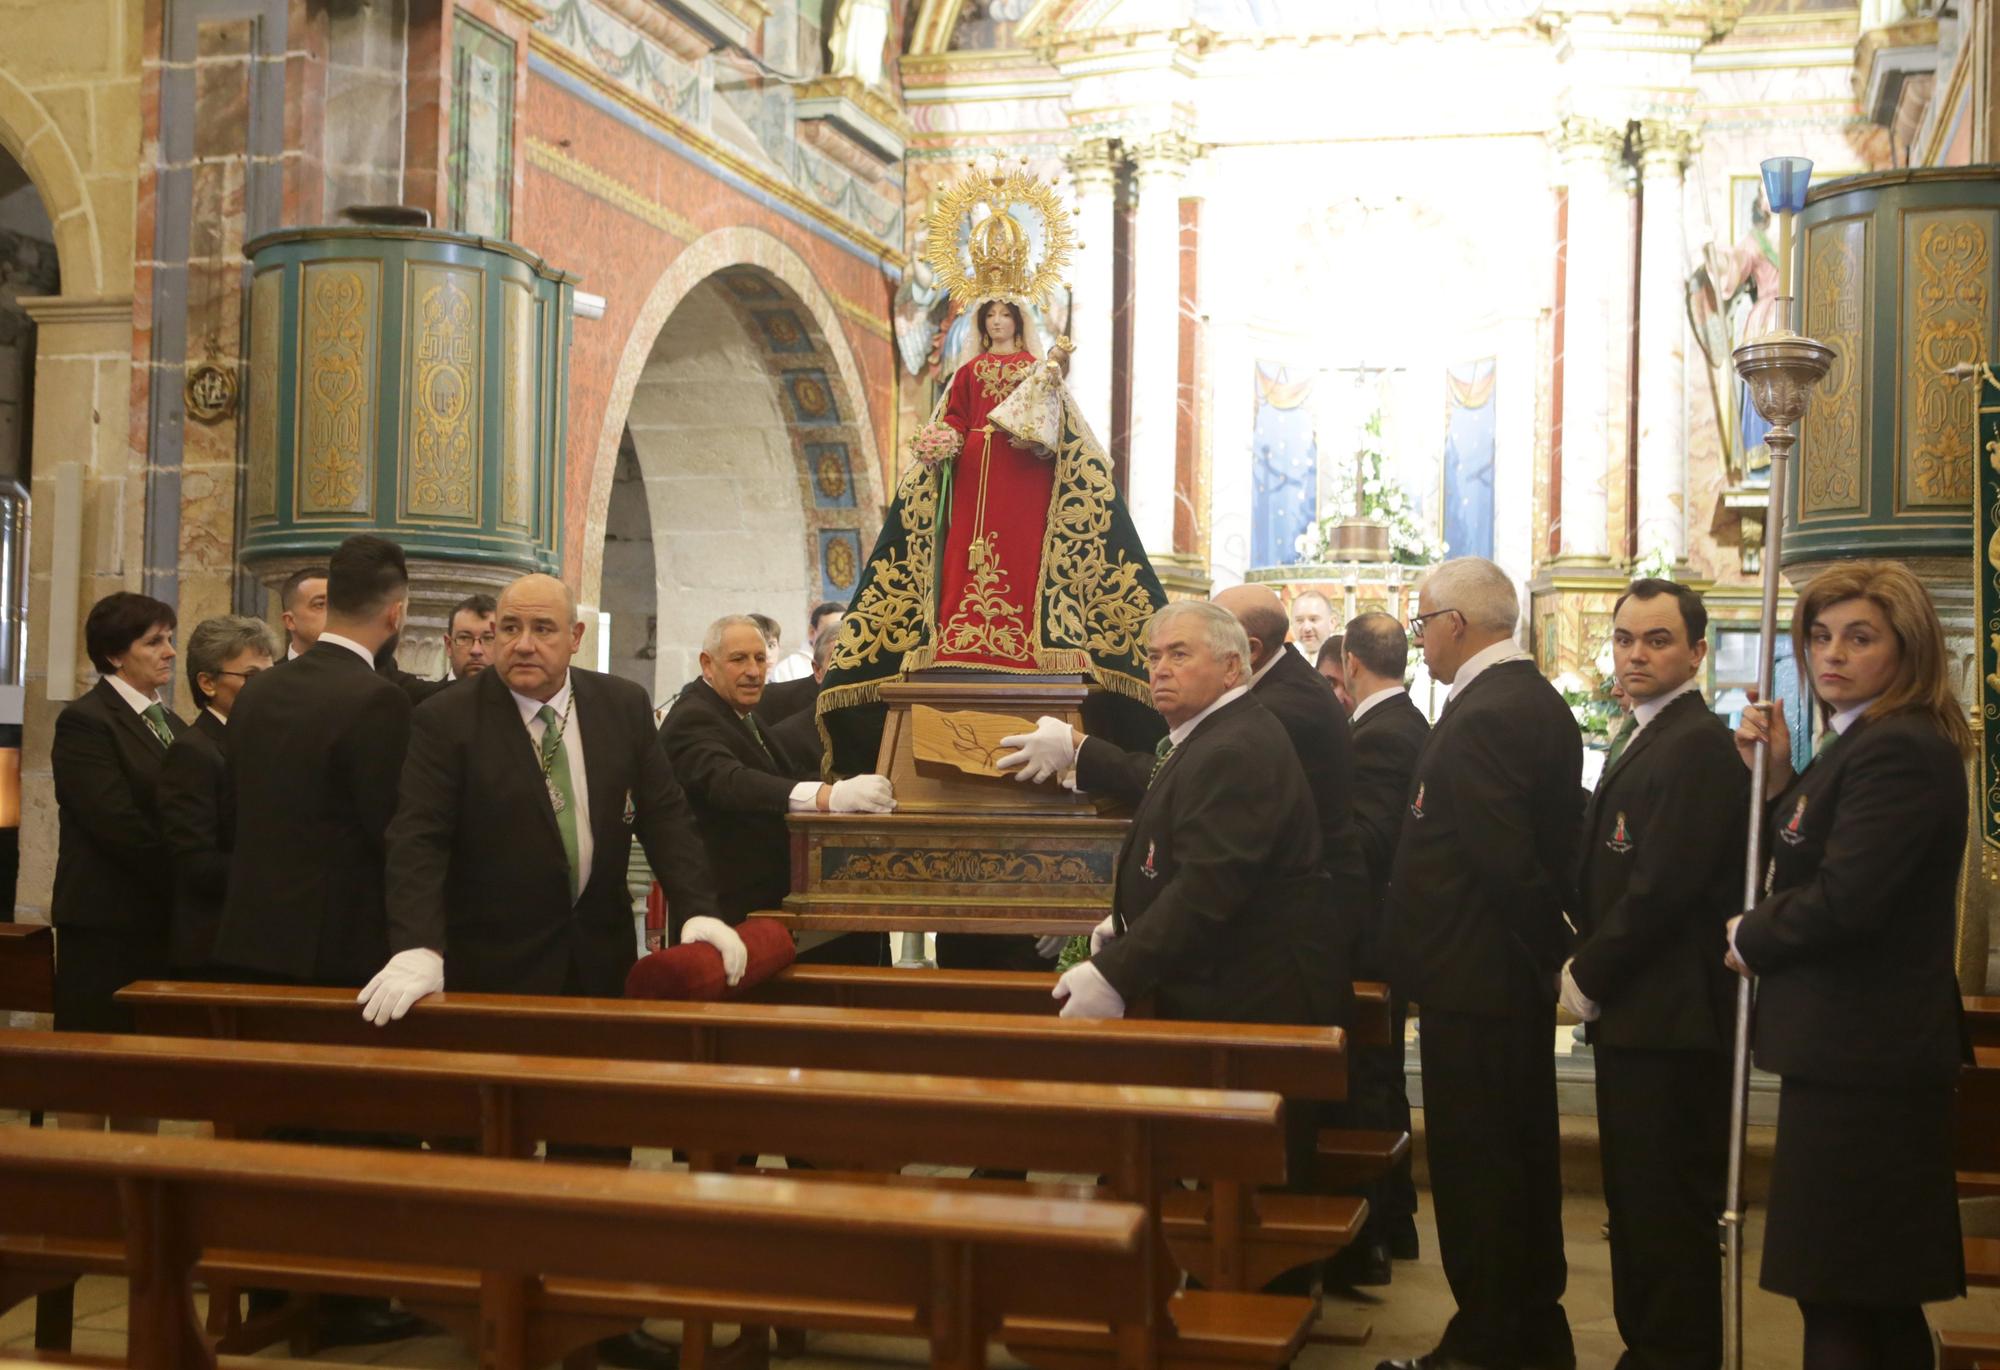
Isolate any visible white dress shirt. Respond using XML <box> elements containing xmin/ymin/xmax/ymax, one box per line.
<box><xmin>513</xmin><ymin>673</ymin><xmax>593</xmax><ymax>895</ymax></box>
<box><xmin>1445</xmin><ymin>638</ymin><xmax>1532</xmax><ymax>702</ymax></box>
<box><xmin>316</xmin><ymin>631</ymin><xmax>376</xmax><ymax>669</ymax></box>
<box><xmin>1350</xmin><ymin>684</ymin><xmax>1406</xmax><ymax>724</ymax></box>
<box><xmin>205</xmin><ymin>706</ymin><xmax>229</xmax><ymax>727</ymax></box>
<box><xmin>1827</xmin><ymin>697</ymin><xmax>1877</xmax><ymax>737</ymax></box>
<box><xmin>104</xmin><ymin>673</ymin><xmax>162</xmax><ymax>716</ymax></box>
<box><xmin>1627</xmin><ymin>676</ymin><xmax>1705</xmax><ymax>738</ymax></box>
<box><xmin>1249</xmin><ymin>650</ymin><xmax>1286</xmax><ymax>691</ymax></box>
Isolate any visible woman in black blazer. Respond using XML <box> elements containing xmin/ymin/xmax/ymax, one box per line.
<box><xmin>1731</xmin><ymin>560</ymin><xmax>1970</xmax><ymax>1370</ymax></box>
<box><xmin>51</xmin><ymin>592</ymin><xmax>184</xmax><ymax>1035</ymax></box>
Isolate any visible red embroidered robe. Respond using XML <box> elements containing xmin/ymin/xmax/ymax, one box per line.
<box><xmin>933</xmin><ymin>349</ymin><xmax>1053</xmax><ymax>670</ymax></box>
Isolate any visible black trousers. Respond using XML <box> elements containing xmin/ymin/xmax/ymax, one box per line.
<box><xmin>1421</xmin><ymin>1006</ymin><xmax>1571</xmax><ymax>1370</ymax></box>
<box><xmin>1595</xmin><ymin>1045</ymin><xmax>1729</xmax><ymax>1370</ymax></box>
<box><xmin>935</xmin><ymin>932</ymin><xmax>1049</xmax><ymax>971</ymax></box>
<box><xmin>1353</xmin><ymin>995</ymin><xmax>1417</xmax><ymax>1228</ymax></box>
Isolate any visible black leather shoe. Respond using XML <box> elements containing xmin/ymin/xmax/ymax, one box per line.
<box><xmin>1325</xmin><ymin>1238</ymin><xmax>1392</xmax><ymax>1288</ymax></box>
<box><xmin>316</xmin><ymin>1303</ymin><xmax>434</xmax><ymax>1347</ymax></box>
<box><xmin>1376</xmin><ymin>1354</ymin><xmax>1500</xmax><ymax>1370</ymax></box>
<box><xmin>1385</xmin><ymin>1216</ymin><xmax>1420</xmax><ymax>1261</ymax></box>
<box><xmin>597</xmin><ymin>1329</ymin><xmax>680</xmax><ymax>1370</ymax></box>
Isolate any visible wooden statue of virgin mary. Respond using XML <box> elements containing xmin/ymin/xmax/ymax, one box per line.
<box><xmin>817</xmin><ymin>163</ymin><xmax>1167</xmax><ymax>775</ymax></box>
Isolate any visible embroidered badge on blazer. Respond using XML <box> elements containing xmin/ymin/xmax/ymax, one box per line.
<box><xmin>1409</xmin><ymin>782</ymin><xmax>1426</xmax><ymax>819</ymax></box>
<box><xmin>1140</xmin><ymin>840</ymin><xmax>1159</xmax><ymax>879</ymax></box>
<box><xmin>1606</xmin><ymin>811</ymin><xmax>1632</xmax><ymax>854</ymax></box>
<box><xmin>622</xmin><ymin>791</ymin><xmax>637</xmax><ymax>826</ymax></box>
<box><xmin>1778</xmin><ymin>794</ymin><xmax>1808</xmax><ymax>846</ymax></box>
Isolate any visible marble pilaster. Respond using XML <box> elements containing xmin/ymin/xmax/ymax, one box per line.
<box><xmin>1553</xmin><ymin>117</ymin><xmax>1623</xmax><ymax>564</ymax></box>
<box><xmin>1064</xmin><ymin>137</ymin><xmax>1121</xmax><ymax>444</ymax></box>
<box><xmin>1128</xmin><ymin>130</ymin><xmax>1196</xmax><ymax>558</ymax></box>
<box><xmin>1636</xmin><ymin>121</ymin><xmax>1694</xmax><ymax>565</ymax></box>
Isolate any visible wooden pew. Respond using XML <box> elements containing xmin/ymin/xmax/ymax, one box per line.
<box><xmin>0</xmin><ymin>924</ymin><xmax>54</xmax><ymax>1016</ymax></box>
<box><xmin>751</xmin><ymin>965</ymin><xmax>1406</xmax><ymax>1189</ymax></box>
<box><xmin>0</xmin><ymin>1027</ymin><xmax>1318</xmax><ymax>1368</ymax></box>
<box><xmin>1967</xmin><ymin>997</ymin><xmax>2000</xmax><ymax>1050</ymax></box>
<box><xmin>1939</xmin><ymin>1045</ymin><xmax>2000</xmax><ymax>1365</ymax></box>
<box><xmin>119</xmin><ymin>982</ymin><xmax>1359</xmax><ymax>1301</ymax></box>
<box><xmin>0</xmin><ymin>1125</ymin><xmax>1154</xmax><ymax>1370</ymax></box>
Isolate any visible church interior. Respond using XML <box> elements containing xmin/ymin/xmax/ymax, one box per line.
<box><xmin>6</xmin><ymin>0</ymin><xmax>2000</xmax><ymax>1367</ymax></box>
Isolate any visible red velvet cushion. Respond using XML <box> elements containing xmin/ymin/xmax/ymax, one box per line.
<box><xmin>623</xmin><ymin>917</ymin><xmax>797</xmax><ymax>1001</ymax></box>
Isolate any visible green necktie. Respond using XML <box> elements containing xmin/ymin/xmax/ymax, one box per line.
<box><xmin>1603</xmin><ymin>717</ymin><xmax>1636</xmax><ymax>770</ymax></box>
<box><xmin>141</xmin><ymin>702</ymin><xmax>175</xmax><ymax>750</ymax></box>
<box><xmin>1812</xmin><ymin>726</ymin><xmax>1841</xmax><ymax>763</ymax></box>
<box><xmin>744</xmin><ymin>713</ymin><xmax>776</xmax><ymax>763</ymax></box>
<box><xmin>537</xmin><ymin>705</ymin><xmax>581</xmax><ymax>901</ymax></box>
<box><xmin>1148</xmin><ymin>735</ymin><xmax>1174</xmax><ymax>787</ymax></box>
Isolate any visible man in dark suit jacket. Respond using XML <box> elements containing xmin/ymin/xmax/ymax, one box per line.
<box><xmin>158</xmin><ymin>615</ymin><xmax>277</xmax><ymax>974</ymax></box>
<box><xmin>1214</xmin><ymin>584</ymin><xmax>1365</xmax><ymax>1017</ymax></box>
<box><xmin>1003</xmin><ymin>601</ymin><xmax>1334</xmax><ymax>1029</ymax></box>
<box><xmin>1565</xmin><ymin>581</ymin><xmax>1744</xmax><ymax>1370</ymax></box>
<box><xmin>661</xmin><ymin>615</ymin><xmax>892</xmax><ymax>967</ymax></box>
<box><xmin>213</xmin><ymin>535</ymin><xmax>414</xmax><ymax>992</ymax></box>
<box><xmin>383</xmin><ymin>574</ymin><xmax>725</xmax><ymax>1004</ymax></box>
<box><xmin>1382</xmin><ymin>558</ymin><xmax>1581</xmax><ymax>1370</ymax></box>
<box><xmin>1340</xmin><ymin>610</ymin><xmax>1431</xmax><ymax>1268</ymax></box>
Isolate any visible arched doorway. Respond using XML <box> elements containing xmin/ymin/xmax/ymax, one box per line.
<box><xmin>586</xmin><ymin>248</ymin><xmax>885</xmax><ymax>706</ymax></box>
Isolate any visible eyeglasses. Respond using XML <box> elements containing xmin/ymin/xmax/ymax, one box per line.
<box><xmin>215</xmin><ymin>668</ymin><xmax>266</xmax><ymax>681</ymax></box>
<box><xmin>451</xmin><ymin>632</ymin><xmax>497</xmax><ymax>648</ymax></box>
<box><xmin>1407</xmin><ymin>608</ymin><xmax>1463</xmax><ymax>644</ymax></box>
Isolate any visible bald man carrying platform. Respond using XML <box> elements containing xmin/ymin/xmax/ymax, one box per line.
<box><xmin>371</xmin><ymin>574</ymin><xmax>723</xmax><ymax>1024</ymax></box>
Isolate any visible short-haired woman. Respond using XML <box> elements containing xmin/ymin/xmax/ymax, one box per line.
<box><xmin>158</xmin><ymin>615</ymin><xmax>276</xmax><ymax>975</ymax></box>
<box><xmin>52</xmin><ymin>592</ymin><xmax>186</xmax><ymax>1037</ymax></box>
<box><xmin>1731</xmin><ymin>560</ymin><xmax>1971</xmax><ymax>1370</ymax></box>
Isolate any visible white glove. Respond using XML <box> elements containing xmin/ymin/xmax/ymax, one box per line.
<box><xmin>995</xmin><ymin>715</ymin><xmax>1078</xmax><ymax>784</ymax></box>
<box><xmin>1557</xmin><ymin>958</ymin><xmax>1600</xmax><ymax>1023</ymax></box>
<box><xmin>1088</xmin><ymin>914</ymin><xmax>1116</xmax><ymax>956</ymax></box>
<box><xmin>681</xmin><ymin>916</ymin><xmax>749</xmax><ymax>986</ymax></box>
<box><xmin>357</xmin><ymin>948</ymin><xmax>444</xmax><ymax>1026</ymax></box>
<box><xmin>829</xmin><ymin>774</ymin><xmax>896</xmax><ymax>814</ymax></box>
<box><xmin>1034</xmin><ymin>934</ymin><xmax>1068</xmax><ymax>959</ymax></box>
<box><xmin>1052</xmin><ymin>960</ymin><xmax>1126</xmax><ymax>1020</ymax></box>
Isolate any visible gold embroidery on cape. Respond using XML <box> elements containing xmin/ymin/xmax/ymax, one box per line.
<box><xmin>938</xmin><ymin>530</ymin><xmax>1034</xmax><ymax>661</ymax></box>
<box><xmin>972</xmin><ymin>356</ymin><xmax>1034</xmax><ymax>403</ymax></box>
<box><xmin>828</xmin><ymin>459</ymin><xmax>939</xmax><ymax>673</ymax></box>
<box><xmin>1037</xmin><ymin>416</ymin><xmax>1153</xmax><ymax>672</ymax></box>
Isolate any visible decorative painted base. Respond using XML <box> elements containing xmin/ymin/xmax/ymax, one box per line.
<box><xmin>779</xmin><ymin>811</ymin><xmax>1126</xmax><ymax>935</ymax></box>
<box><xmin>875</xmin><ymin>674</ymin><xmax>1106</xmax><ymax>817</ymax></box>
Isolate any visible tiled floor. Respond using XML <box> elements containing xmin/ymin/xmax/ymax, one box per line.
<box><xmin>5</xmin><ymin>1180</ymin><xmax>1998</xmax><ymax>1370</ymax></box>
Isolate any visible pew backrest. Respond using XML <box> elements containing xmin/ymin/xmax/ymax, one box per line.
<box><xmin>120</xmin><ymin>981</ymin><xmax>1347</xmax><ymax>1101</ymax></box>
<box><xmin>0</xmin><ymin>1027</ymin><xmax>1286</xmax><ymax>1186</ymax></box>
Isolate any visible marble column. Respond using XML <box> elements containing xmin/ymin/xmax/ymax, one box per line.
<box><xmin>1554</xmin><ymin>118</ymin><xmax>1621</xmax><ymax>563</ymax></box>
<box><xmin>1128</xmin><ymin>131</ymin><xmax>1196</xmax><ymax>558</ymax></box>
<box><xmin>1635</xmin><ymin>121</ymin><xmax>1693</xmax><ymax>566</ymax></box>
<box><xmin>1064</xmin><ymin>137</ymin><xmax>1120</xmax><ymax>445</ymax></box>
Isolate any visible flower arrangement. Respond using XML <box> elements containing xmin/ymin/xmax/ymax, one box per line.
<box><xmin>910</xmin><ymin>421</ymin><xmax>961</xmax><ymax>468</ymax></box>
<box><xmin>1293</xmin><ymin>411</ymin><xmax>1446</xmax><ymax>566</ymax></box>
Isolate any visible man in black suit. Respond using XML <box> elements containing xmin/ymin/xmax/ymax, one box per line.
<box><xmin>1342</xmin><ymin>611</ymin><xmax>1430</xmax><ymax>1267</ymax></box>
<box><xmin>383</xmin><ymin>574</ymin><xmax>725</xmax><ymax>1005</ymax></box>
<box><xmin>658</xmin><ymin>613</ymin><xmax>891</xmax><ymax>964</ymax></box>
<box><xmin>213</xmin><ymin>535</ymin><xmax>414</xmax><ymax>994</ymax></box>
<box><xmin>1564</xmin><ymin>580</ymin><xmax>1744</xmax><ymax>1370</ymax></box>
<box><xmin>158</xmin><ymin>615</ymin><xmax>276</xmax><ymax>975</ymax></box>
<box><xmin>1002</xmin><ymin>601</ymin><xmax>1334</xmax><ymax>1029</ymax></box>
<box><xmin>277</xmin><ymin>566</ymin><xmax>327</xmax><ymax>660</ymax></box>
<box><xmin>442</xmin><ymin>593</ymin><xmax>496</xmax><ymax>682</ymax></box>
<box><xmin>1382</xmin><ymin>557</ymin><xmax>1581</xmax><ymax>1370</ymax></box>
<box><xmin>1213</xmin><ymin>584</ymin><xmax>1364</xmax><ymax>1018</ymax></box>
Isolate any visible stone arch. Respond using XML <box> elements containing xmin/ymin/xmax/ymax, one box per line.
<box><xmin>0</xmin><ymin>68</ymin><xmax>100</xmax><ymax>297</ymax></box>
<box><xmin>578</xmin><ymin>226</ymin><xmax>887</xmax><ymax>613</ymax></box>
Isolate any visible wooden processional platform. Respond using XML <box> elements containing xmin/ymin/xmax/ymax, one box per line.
<box><xmin>778</xmin><ymin>673</ymin><xmax>1128</xmax><ymax>936</ymax></box>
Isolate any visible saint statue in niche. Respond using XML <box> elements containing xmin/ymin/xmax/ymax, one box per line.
<box><xmin>815</xmin><ymin>162</ymin><xmax>1167</xmax><ymax>775</ymax></box>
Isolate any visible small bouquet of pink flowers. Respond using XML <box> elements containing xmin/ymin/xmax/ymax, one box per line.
<box><xmin>909</xmin><ymin>421</ymin><xmax>961</xmax><ymax>468</ymax></box>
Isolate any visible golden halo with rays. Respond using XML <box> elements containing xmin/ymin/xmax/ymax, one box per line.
<box><xmin>924</xmin><ymin>161</ymin><xmax>1074</xmax><ymax>311</ymax></box>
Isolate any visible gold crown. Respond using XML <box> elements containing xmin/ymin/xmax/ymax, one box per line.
<box><xmin>924</xmin><ymin>162</ymin><xmax>1073</xmax><ymax>310</ymax></box>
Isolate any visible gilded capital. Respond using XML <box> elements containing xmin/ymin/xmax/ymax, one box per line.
<box><xmin>1066</xmin><ymin>137</ymin><xmax>1122</xmax><ymax>194</ymax></box>
<box><xmin>1132</xmin><ymin>129</ymin><xmax>1201</xmax><ymax>182</ymax></box>
<box><xmin>1636</xmin><ymin>118</ymin><xmax>1697</xmax><ymax>175</ymax></box>
<box><xmin>1552</xmin><ymin>115</ymin><xmax>1622</xmax><ymax>169</ymax></box>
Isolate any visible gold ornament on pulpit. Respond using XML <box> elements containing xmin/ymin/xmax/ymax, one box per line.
<box><xmin>924</xmin><ymin>161</ymin><xmax>1075</xmax><ymax>311</ymax></box>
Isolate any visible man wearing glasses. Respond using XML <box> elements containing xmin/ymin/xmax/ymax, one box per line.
<box><xmin>158</xmin><ymin>615</ymin><xmax>278</xmax><ymax>976</ymax></box>
<box><xmin>443</xmin><ymin>593</ymin><xmax>497</xmax><ymax>682</ymax></box>
<box><xmin>1381</xmin><ymin>557</ymin><xmax>1582</xmax><ymax>1370</ymax></box>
